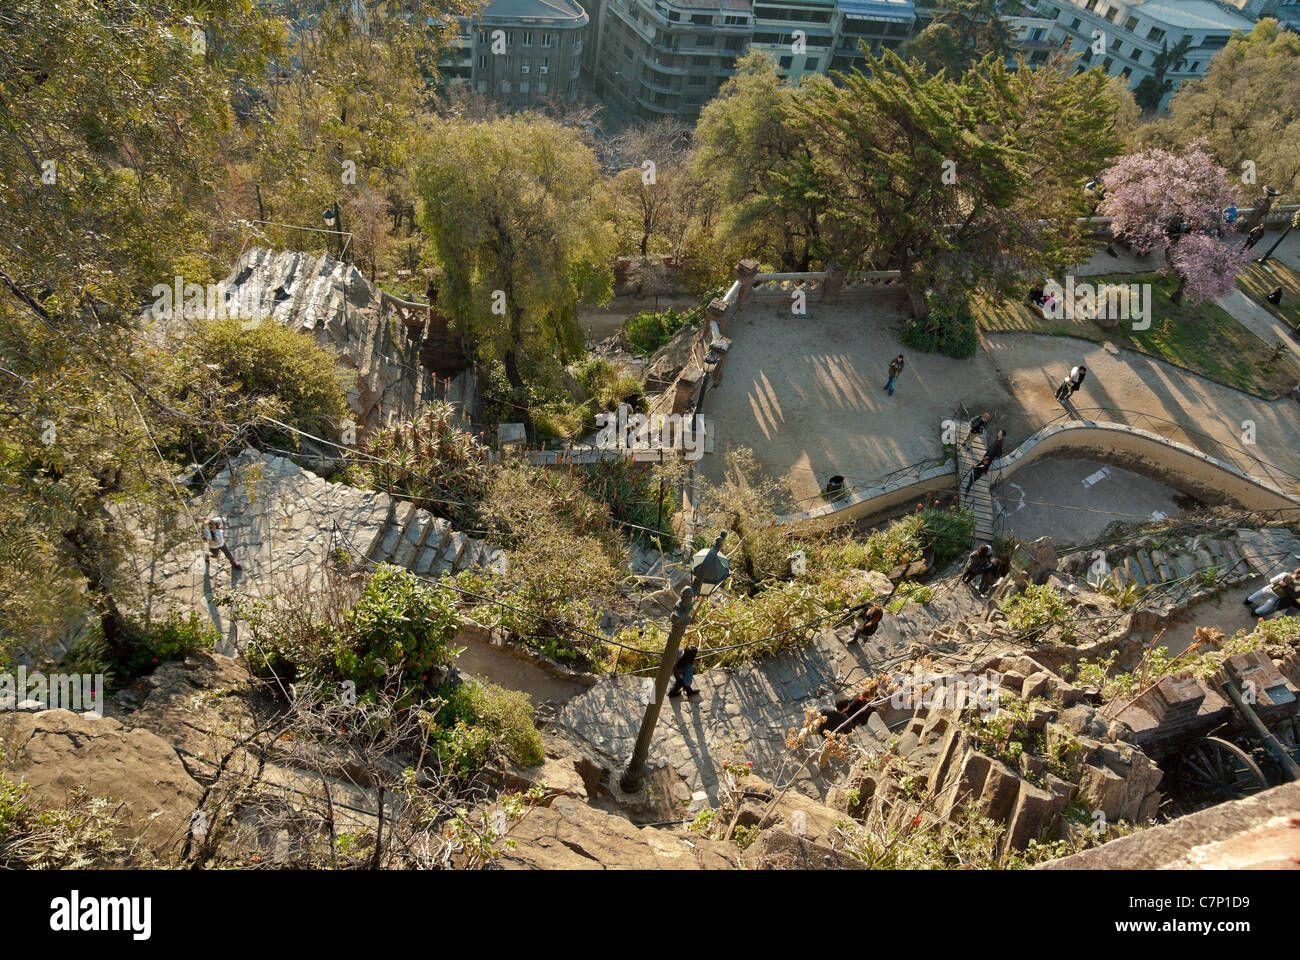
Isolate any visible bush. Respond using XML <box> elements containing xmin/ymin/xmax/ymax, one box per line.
<box><xmin>1000</xmin><ymin>583</ymin><xmax>1076</xmax><ymax>641</ymax></box>
<box><xmin>62</xmin><ymin>610</ymin><xmax>218</xmax><ymax>689</ymax></box>
<box><xmin>187</xmin><ymin>317</ymin><xmax>353</xmax><ymax>440</ymax></box>
<box><xmin>622</xmin><ymin>305</ymin><xmax>702</xmax><ymax>356</ymax></box>
<box><xmin>433</xmin><ymin>681</ymin><xmax>543</xmax><ymax>772</ymax></box>
<box><xmin>231</xmin><ymin>565</ymin><xmax>460</xmax><ymax>704</ymax></box>
<box><xmin>575</xmin><ymin>356</ymin><xmax>646</xmax><ymax>413</ymax></box>
<box><xmin>900</xmin><ymin>294</ymin><xmax>979</xmax><ymax>359</ymax></box>
<box><xmin>351</xmin><ymin>402</ymin><xmax>493</xmax><ymax>522</ymax></box>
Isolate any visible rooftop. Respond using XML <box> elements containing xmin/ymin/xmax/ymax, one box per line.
<box><xmin>477</xmin><ymin>0</ymin><xmax>589</xmax><ymax>23</ymax></box>
<box><xmin>1130</xmin><ymin>0</ymin><xmax>1255</xmax><ymax>32</ymax></box>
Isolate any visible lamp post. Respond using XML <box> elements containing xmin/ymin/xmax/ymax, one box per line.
<box><xmin>620</xmin><ymin>530</ymin><xmax>730</xmax><ymax>794</ymax></box>
<box><xmin>323</xmin><ymin>202</ymin><xmax>340</xmax><ymax>255</ymax></box>
<box><xmin>1258</xmin><ymin>208</ymin><xmax>1300</xmax><ymax>266</ymax></box>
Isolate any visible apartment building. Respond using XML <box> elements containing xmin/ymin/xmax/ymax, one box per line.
<box><xmin>749</xmin><ymin>0</ymin><xmax>836</xmax><ymax>82</ymax></box>
<box><xmin>589</xmin><ymin>0</ymin><xmax>755</xmax><ymax>122</ymax></box>
<box><xmin>440</xmin><ymin>0</ymin><xmax>590</xmax><ymax>108</ymax></box>
<box><xmin>1044</xmin><ymin>0</ymin><xmax>1254</xmax><ymax>108</ymax></box>
<box><xmin>827</xmin><ymin>0</ymin><xmax>917</xmax><ymax>73</ymax></box>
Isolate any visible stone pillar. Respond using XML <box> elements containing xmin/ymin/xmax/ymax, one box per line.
<box><xmin>735</xmin><ymin>259</ymin><xmax>759</xmax><ymax>310</ymax></box>
<box><xmin>707</xmin><ymin>336</ymin><xmax>732</xmax><ymax>388</ymax></box>
<box><xmin>673</xmin><ymin>366</ymin><xmax>703</xmax><ymax>416</ymax></box>
<box><xmin>822</xmin><ymin>261</ymin><xmax>845</xmax><ymax>303</ymax></box>
<box><xmin>706</xmin><ymin>296</ymin><xmax>730</xmax><ymax>334</ymax></box>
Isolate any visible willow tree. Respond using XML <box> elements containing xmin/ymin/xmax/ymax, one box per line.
<box><xmin>415</xmin><ymin>115</ymin><xmax>614</xmax><ymax>395</ymax></box>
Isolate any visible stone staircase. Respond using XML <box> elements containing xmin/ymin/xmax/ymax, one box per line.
<box><xmin>363</xmin><ymin>499</ymin><xmax>506</xmax><ymax>578</ymax></box>
<box><xmin>955</xmin><ymin>426</ymin><xmax>995</xmax><ymax>544</ymax></box>
<box><xmin>1075</xmin><ymin>526</ymin><xmax>1300</xmax><ymax>614</ymax></box>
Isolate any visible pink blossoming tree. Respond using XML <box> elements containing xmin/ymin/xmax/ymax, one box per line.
<box><xmin>1099</xmin><ymin>141</ymin><xmax>1250</xmax><ymax>305</ymax></box>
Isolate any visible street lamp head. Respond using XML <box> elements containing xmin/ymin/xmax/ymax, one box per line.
<box><xmin>691</xmin><ymin>530</ymin><xmax>730</xmax><ymax>596</ymax></box>
<box><xmin>703</xmin><ymin>348</ymin><xmax>720</xmax><ymax>375</ymax></box>
<box><xmin>323</xmin><ymin>203</ymin><xmax>339</xmax><ymax>227</ymax></box>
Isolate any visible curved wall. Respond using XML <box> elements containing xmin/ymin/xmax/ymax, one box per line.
<box><xmin>774</xmin><ymin>420</ymin><xmax>1298</xmax><ymax>533</ymax></box>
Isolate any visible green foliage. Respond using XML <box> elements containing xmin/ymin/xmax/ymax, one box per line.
<box><xmin>621</xmin><ymin>306</ymin><xmax>702</xmax><ymax>357</ymax></box>
<box><xmin>349</xmin><ymin>402</ymin><xmax>493</xmax><ymax>522</ymax></box>
<box><xmin>577</xmin><ymin>456</ymin><xmax>679</xmax><ymax>543</ymax></box>
<box><xmin>187</xmin><ymin>317</ymin><xmax>353</xmax><ymax>442</ymax></box>
<box><xmin>60</xmin><ymin>609</ymin><xmax>217</xmax><ymax>690</ymax></box>
<box><xmin>435</xmin><ymin>681</ymin><xmax>543</xmax><ymax>771</ymax></box>
<box><xmin>1000</xmin><ymin>583</ymin><xmax>1076</xmax><ymax>642</ymax></box>
<box><xmin>232</xmin><ymin>565</ymin><xmax>460</xmax><ymax>704</ymax></box>
<box><xmin>575</xmin><ymin>357</ymin><xmax>646</xmax><ymax>412</ymax></box>
<box><xmin>900</xmin><ymin>293</ymin><xmax>979</xmax><ymax>359</ymax></box>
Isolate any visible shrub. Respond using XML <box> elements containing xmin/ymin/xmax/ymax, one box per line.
<box><xmin>62</xmin><ymin>610</ymin><xmax>218</xmax><ymax>689</ymax></box>
<box><xmin>433</xmin><ymin>681</ymin><xmax>543</xmax><ymax>772</ymax></box>
<box><xmin>622</xmin><ymin>305</ymin><xmax>702</xmax><ymax>356</ymax></box>
<box><xmin>575</xmin><ymin>356</ymin><xmax>646</xmax><ymax>413</ymax></box>
<box><xmin>231</xmin><ymin>565</ymin><xmax>460</xmax><ymax>704</ymax></box>
<box><xmin>900</xmin><ymin>294</ymin><xmax>979</xmax><ymax>359</ymax></box>
<box><xmin>187</xmin><ymin>317</ymin><xmax>353</xmax><ymax>440</ymax></box>
<box><xmin>1000</xmin><ymin>583</ymin><xmax>1076</xmax><ymax>641</ymax></box>
<box><xmin>351</xmin><ymin>402</ymin><xmax>493</xmax><ymax>522</ymax></box>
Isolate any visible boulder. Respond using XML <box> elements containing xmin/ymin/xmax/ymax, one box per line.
<box><xmin>741</xmin><ymin>828</ymin><xmax>867</xmax><ymax>870</ymax></box>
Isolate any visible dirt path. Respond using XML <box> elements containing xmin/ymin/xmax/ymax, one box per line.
<box><xmin>454</xmin><ymin>632</ymin><xmax>589</xmax><ymax>706</ymax></box>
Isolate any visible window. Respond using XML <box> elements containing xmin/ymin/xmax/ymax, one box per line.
<box><xmin>1102</xmin><ymin>56</ymin><xmax>1113</xmax><ymax>71</ymax></box>
<box><xmin>1147</xmin><ymin>26</ymin><xmax>1165</xmax><ymax>42</ymax></box>
<box><xmin>805</xmin><ymin>57</ymin><xmax>818</xmax><ymax>70</ymax></box>
<box><xmin>539</xmin><ymin>80</ymin><xmax>548</xmax><ymax>94</ymax></box>
<box><xmin>522</xmin><ymin>31</ymin><xmax>532</xmax><ymax>46</ymax></box>
<box><xmin>506</xmin><ymin>31</ymin><xmax>514</xmax><ymax>46</ymax></box>
<box><xmin>1125</xmin><ymin>16</ymin><xmax>1138</xmax><ymax>30</ymax></box>
<box><xmin>691</xmin><ymin>14</ymin><xmax>711</xmax><ymax>25</ymax></box>
<box><xmin>541</xmin><ymin>58</ymin><xmax>549</xmax><ymax>74</ymax></box>
<box><xmin>542</xmin><ymin>32</ymin><xmax>552</xmax><ymax>47</ymax></box>
<box><xmin>692</xmin><ymin>55</ymin><xmax>710</xmax><ymax>65</ymax></box>
<box><xmin>1084</xmin><ymin>0</ymin><xmax>1098</xmax><ymax>11</ymax></box>
<box><xmin>477</xmin><ymin>54</ymin><xmax>487</xmax><ymax>68</ymax></box>
<box><xmin>520</xmin><ymin>80</ymin><xmax>529</xmax><ymax>94</ymax></box>
<box><xmin>521</xmin><ymin>62</ymin><xmax>529</xmax><ymax>73</ymax></box>
<box><xmin>1110</xmin><ymin>39</ymin><xmax>1122</xmax><ymax>54</ymax></box>
<box><xmin>1120</xmin><ymin>66</ymin><xmax>1131</xmax><ymax>78</ymax></box>
<box><xmin>724</xmin><ymin>37</ymin><xmax>743</xmax><ymax>50</ymax></box>
<box><xmin>1108</xmin><ymin>6</ymin><xmax>1121</xmax><ymax>23</ymax></box>
<box><xmin>504</xmin><ymin>56</ymin><xmax>512</xmax><ymax>69</ymax></box>
<box><xmin>1070</xmin><ymin>17</ymin><xmax>1081</xmax><ymax>31</ymax></box>
<box><xmin>685</xmin><ymin>94</ymin><xmax>703</xmax><ymax>105</ymax></box>
<box><xmin>500</xmin><ymin>80</ymin><xmax>511</xmax><ymax>93</ymax></box>
<box><xmin>696</xmin><ymin>35</ymin><xmax>715</xmax><ymax>47</ymax></box>
<box><xmin>778</xmin><ymin>55</ymin><xmax>793</xmax><ymax>68</ymax></box>
<box><xmin>724</xmin><ymin>15</ymin><xmax>745</xmax><ymax>25</ymax></box>
<box><xmin>688</xmin><ymin>74</ymin><xmax>707</xmax><ymax>85</ymax></box>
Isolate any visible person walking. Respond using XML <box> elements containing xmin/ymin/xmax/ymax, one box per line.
<box><xmin>849</xmin><ymin>603</ymin><xmax>883</xmax><ymax>645</ymax></box>
<box><xmin>885</xmin><ymin>354</ymin><xmax>905</xmax><ymax>396</ymax></box>
<box><xmin>1244</xmin><ymin>223</ymin><xmax>1266</xmax><ymax>250</ymax></box>
<box><xmin>961</xmin><ymin>545</ymin><xmax>993</xmax><ymax>586</ymax></box>
<box><xmin>986</xmin><ymin>429</ymin><xmax>1007</xmax><ymax>462</ymax></box>
<box><xmin>1266</xmin><ymin>286</ymin><xmax>1283</xmax><ymax>306</ymax></box>
<box><xmin>962</xmin><ymin>412</ymin><xmax>990</xmax><ymax>448</ymax></box>
<box><xmin>667</xmin><ymin>644</ymin><xmax>700</xmax><ymax>697</ymax></box>
<box><xmin>964</xmin><ymin>454</ymin><xmax>991</xmax><ymax>494</ymax></box>
<box><xmin>203</xmin><ymin>516</ymin><xmax>241</xmax><ymax>573</ymax></box>
<box><xmin>1055</xmin><ymin>365</ymin><xmax>1086</xmax><ymax>403</ymax></box>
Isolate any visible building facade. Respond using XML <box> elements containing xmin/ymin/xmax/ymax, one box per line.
<box><xmin>1043</xmin><ymin>0</ymin><xmax>1255</xmax><ymax>109</ymax></box>
<box><xmin>441</xmin><ymin>0</ymin><xmax>589</xmax><ymax>108</ymax></box>
<box><xmin>749</xmin><ymin>0</ymin><xmax>836</xmax><ymax>83</ymax></box>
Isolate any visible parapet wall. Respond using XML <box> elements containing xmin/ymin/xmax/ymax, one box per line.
<box><xmin>773</xmin><ymin>419</ymin><xmax>1298</xmax><ymax>534</ymax></box>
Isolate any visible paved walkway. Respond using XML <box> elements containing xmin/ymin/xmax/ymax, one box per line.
<box><xmin>553</xmin><ymin>580</ymin><xmax>990</xmax><ymax>801</ymax></box>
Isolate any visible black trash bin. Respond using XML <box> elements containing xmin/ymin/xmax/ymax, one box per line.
<box><xmin>825</xmin><ymin>475</ymin><xmax>845</xmax><ymax>502</ymax></box>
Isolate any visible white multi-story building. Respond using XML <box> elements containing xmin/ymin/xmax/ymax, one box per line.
<box><xmin>1042</xmin><ymin>0</ymin><xmax>1255</xmax><ymax>108</ymax></box>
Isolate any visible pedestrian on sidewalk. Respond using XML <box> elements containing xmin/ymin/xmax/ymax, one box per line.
<box><xmin>1055</xmin><ymin>365</ymin><xmax>1086</xmax><ymax>403</ymax></box>
<box><xmin>986</xmin><ymin>429</ymin><xmax>1007</xmax><ymax>462</ymax></box>
<box><xmin>667</xmin><ymin>644</ymin><xmax>700</xmax><ymax>697</ymax></box>
<box><xmin>964</xmin><ymin>454</ymin><xmax>991</xmax><ymax>494</ymax></box>
<box><xmin>1244</xmin><ymin>224</ymin><xmax>1265</xmax><ymax>250</ymax></box>
<box><xmin>885</xmin><ymin>354</ymin><xmax>905</xmax><ymax>396</ymax></box>
<box><xmin>203</xmin><ymin>516</ymin><xmax>241</xmax><ymax>573</ymax></box>
<box><xmin>961</xmin><ymin>545</ymin><xmax>994</xmax><ymax>586</ymax></box>
<box><xmin>962</xmin><ymin>412</ymin><xmax>990</xmax><ymax>448</ymax></box>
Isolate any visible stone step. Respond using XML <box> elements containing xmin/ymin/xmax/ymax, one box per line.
<box><xmin>441</xmin><ymin>531</ymin><xmax>468</xmax><ymax>570</ymax></box>
<box><xmin>392</xmin><ymin>508</ymin><xmax>431</xmax><ymax>569</ymax></box>
<box><xmin>1122</xmin><ymin>555</ymin><xmax>1145</xmax><ymax>588</ymax></box>
<box><xmin>1133</xmin><ymin>549</ymin><xmax>1158</xmax><ymax>585</ymax></box>
<box><xmin>377</xmin><ymin>501</ymin><xmax>417</xmax><ymax>562</ymax></box>
<box><xmin>1171</xmin><ymin>551</ymin><xmax>1196</xmax><ymax>581</ymax></box>
<box><xmin>1201</xmin><ymin>538</ymin><xmax>1224</xmax><ymax>562</ymax></box>
<box><xmin>364</xmin><ymin>503</ymin><xmax>397</xmax><ymax>561</ymax></box>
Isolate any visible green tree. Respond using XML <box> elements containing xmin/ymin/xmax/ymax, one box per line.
<box><xmin>903</xmin><ymin>0</ymin><xmax>1024</xmax><ymax>75</ymax></box>
<box><xmin>1140</xmin><ymin>20</ymin><xmax>1300</xmax><ymax>195</ymax></box>
<box><xmin>792</xmin><ymin>52</ymin><xmax>1119</xmax><ymax>321</ymax></box>
<box><xmin>1132</xmin><ymin>36</ymin><xmax>1193</xmax><ymax>113</ymax></box>
<box><xmin>693</xmin><ymin>51</ymin><xmax>833</xmax><ymax>271</ymax></box>
<box><xmin>414</xmin><ymin>114</ymin><xmax>614</xmax><ymax>396</ymax></box>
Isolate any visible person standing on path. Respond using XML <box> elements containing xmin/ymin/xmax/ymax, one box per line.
<box><xmin>849</xmin><ymin>603</ymin><xmax>883</xmax><ymax>645</ymax></box>
<box><xmin>203</xmin><ymin>516</ymin><xmax>241</xmax><ymax>573</ymax></box>
<box><xmin>885</xmin><ymin>354</ymin><xmax>905</xmax><ymax>396</ymax></box>
<box><xmin>961</xmin><ymin>545</ymin><xmax>994</xmax><ymax>586</ymax></box>
<box><xmin>986</xmin><ymin>429</ymin><xmax>1007</xmax><ymax>462</ymax></box>
<box><xmin>1245</xmin><ymin>224</ymin><xmax>1266</xmax><ymax>250</ymax></box>
<box><xmin>964</xmin><ymin>454</ymin><xmax>991</xmax><ymax>494</ymax></box>
<box><xmin>962</xmin><ymin>412</ymin><xmax>990</xmax><ymax>448</ymax></box>
<box><xmin>668</xmin><ymin>644</ymin><xmax>700</xmax><ymax>697</ymax></box>
<box><xmin>1055</xmin><ymin>365</ymin><xmax>1086</xmax><ymax>404</ymax></box>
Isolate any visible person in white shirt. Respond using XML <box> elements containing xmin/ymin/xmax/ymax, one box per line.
<box><xmin>1243</xmin><ymin>569</ymin><xmax>1297</xmax><ymax>617</ymax></box>
<box><xmin>203</xmin><ymin>516</ymin><xmax>241</xmax><ymax>572</ymax></box>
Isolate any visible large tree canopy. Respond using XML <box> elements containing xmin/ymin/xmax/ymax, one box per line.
<box><xmin>415</xmin><ymin>115</ymin><xmax>614</xmax><ymax>394</ymax></box>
